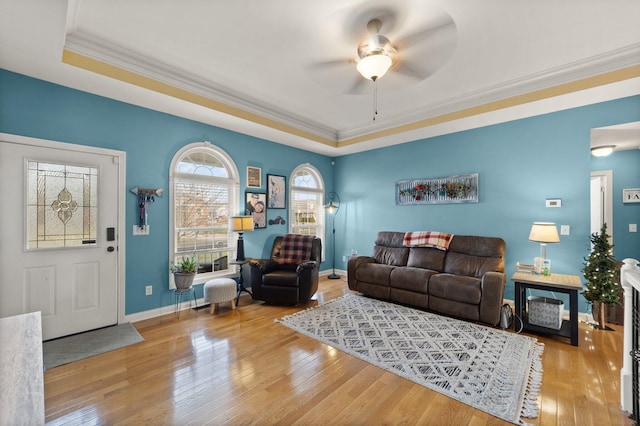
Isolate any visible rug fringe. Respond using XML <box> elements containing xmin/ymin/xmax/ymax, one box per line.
<box><xmin>519</xmin><ymin>342</ymin><xmax>544</xmax><ymax>423</ymax></box>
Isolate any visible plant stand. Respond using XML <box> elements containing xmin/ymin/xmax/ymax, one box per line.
<box><xmin>173</xmin><ymin>287</ymin><xmax>197</xmax><ymax>319</ymax></box>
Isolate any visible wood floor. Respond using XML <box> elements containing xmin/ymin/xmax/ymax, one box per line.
<box><xmin>44</xmin><ymin>277</ymin><xmax>632</xmax><ymax>425</ymax></box>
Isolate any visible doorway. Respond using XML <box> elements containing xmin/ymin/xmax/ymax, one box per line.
<box><xmin>590</xmin><ymin>170</ymin><xmax>613</xmax><ymax>248</ymax></box>
<box><xmin>0</xmin><ymin>134</ymin><xmax>126</xmax><ymax>340</ymax></box>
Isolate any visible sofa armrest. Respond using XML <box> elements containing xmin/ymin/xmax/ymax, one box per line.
<box><xmin>249</xmin><ymin>258</ymin><xmax>278</xmax><ymax>274</ymax></box>
<box><xmin>347</xmin><ymin>256</ymin><xmax>376</xmax><ymax>291</ymax></box>
<box><xmin>479</xmin><ymin>271</ymin><xmax>506</xmax><ymax>326</ymax></box>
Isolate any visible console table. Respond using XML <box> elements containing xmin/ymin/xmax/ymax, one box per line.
<box><xmin>512</xmin><ymin>272</ymin><xmax>582</xmax><ymax>346</ymax></box>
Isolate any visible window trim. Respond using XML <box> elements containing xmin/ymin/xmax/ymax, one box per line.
<box><xmin>169</xmin><ymin>141</ymin><xmax>240</xmax><ymax>287</ymax></box>
<box><xmin>288</xmin><ymin>164</ymin><xmax>325</xmax><ymax>258</ymax></box>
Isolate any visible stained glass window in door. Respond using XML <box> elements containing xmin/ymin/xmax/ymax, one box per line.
<box><xmin>26</xmin><ymin>161</ymin><xmax>98</xmax><ymax>249</ymax></box>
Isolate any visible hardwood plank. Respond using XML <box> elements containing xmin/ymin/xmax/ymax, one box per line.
<box><xmin>44</xmin><ymin>277</ymin><xmax>634</xmax><ymax>425</ymax></box>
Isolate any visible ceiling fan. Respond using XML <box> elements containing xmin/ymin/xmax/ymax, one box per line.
<box><xmin>357</xmin><ymin>13</ymin><xmax>456</xmax><ymax>119</ymax></box>
<box><xmin>316</xmin><ymin>6</ymin><xmax>457</xmax><ymax>120</ymax></box>
<box><xmin>320</xmin><ymin>6</ymin><xmax>457</xmax><ymax>85</ymax></box>
<box><xmin>355</xmin><ymin>18</ymin><xmax>397</xmax><ymax>81</ymax></box>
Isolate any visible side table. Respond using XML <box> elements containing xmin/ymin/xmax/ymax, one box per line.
<box><xmin>230</xmin><ymin>259</ymin><xmax>251</xmax><ymax>304</ymax></box>
<box><xmin>512</xmin><ymin>272</ymin><xmax>582</xmax><ymax>346</ymax></box>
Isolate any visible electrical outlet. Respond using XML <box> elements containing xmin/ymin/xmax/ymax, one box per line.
<box><xmin>133</xmin><ymin>225</ymin><xmax>150</xmax><ymax>236</ymax></box>
<box><xmin>145</xmin><ymin>285</ymin><xmax>152</xmax><ymax>295</ymax></box>
<box><xmin>630</xmin><ymin>224</ymin><xmax>637</xmax><ymax>233</ymax></box>
<box><xmin>342</xmin><ymin>255</ymin><xmax>347</xmax><ymax>262</ymax></box>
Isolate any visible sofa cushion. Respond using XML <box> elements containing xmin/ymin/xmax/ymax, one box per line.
<box><xmin>407</xmin><ymin>247</ymin><xmax>446</xmax><ymax>271</ymax></box>
<box><xmin>262</xmin><ymin>270</ymin><xmax>299</xmax><ymax>287</ymax></box>
<box><xmin>375</xmin><ymin>231</ymin><xmax>406</xmax><ymax>247</ymax></box>
<box><xmin>356</xmin><ymin>263</ymin><xmax>395</xmax><ymax>286</ymax></box>
<box><xmin>390</xmin><ymin>267</ymin><xmax>435</xmax><ymax>293</ymax></box>
<box><xmin>373</xmin><ymin>245</ymin><xmax>409</xmax><ymax>266</ymax></box>
<box><xmin>443</xmin><ymin>235</ymin><xmax>506</xmax><ymax>277</ymax></box>
<box><xmin>429</xmin><ymin>273</ymin><xmax>482</xmax><ymax>304</ymax></box>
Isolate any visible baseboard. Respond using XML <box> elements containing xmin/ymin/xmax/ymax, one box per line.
<box><xmin>124</xmin><ymin>294</ymin><xmax>252</xmax><ymax>323</ymax></box>
<box><xmin>320</xmin><ymin>268</ymin><xmax>346</xmax><ymax>278</ymax></box>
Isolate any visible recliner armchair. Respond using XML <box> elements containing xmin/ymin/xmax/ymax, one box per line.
<box><xmin>249</xmin><ymin>235</ymin><xmax>322</xmax><ymax>305</ymax></box>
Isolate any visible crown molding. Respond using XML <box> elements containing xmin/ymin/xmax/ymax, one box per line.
<box><xmin>64</xmin><ymin>31</ymin><xmax>639</xmax><ymax>148</ymax></box>
<box><xmin>338</xmin><ymin>43</ymin><xmax>640</xmax><ymax>141</ymax></box>
<box><xmin>64</xmin><ymin>31</ymin><xmax>338</xmax><ymax>142</ymax></box>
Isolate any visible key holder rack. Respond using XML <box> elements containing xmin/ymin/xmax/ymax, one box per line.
<box><xmin>130</xmin><ymin>187</ymin><xmax>164</xmax><ymax>228</ymax></box>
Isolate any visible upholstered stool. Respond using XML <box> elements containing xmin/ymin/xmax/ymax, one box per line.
<box><xmin>203</xmin><ymin>278</ymin><xmax>237</xmax><ymax>314</ymax></box>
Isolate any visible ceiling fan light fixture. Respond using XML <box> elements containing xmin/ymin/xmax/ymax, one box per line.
<box><xmin>591</xmin><ymin>145</ymin><xmax>616</xmax><ymax>157</ymax></box>
<box><xmin>357</xmin><ymin>53</ymin><xmax>393</xmax><ymax>81</ymax></box>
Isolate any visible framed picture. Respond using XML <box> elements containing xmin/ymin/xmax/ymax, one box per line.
<box><xmin>245</xmin><ymin>192</ymin><xmax>266</xmax><ymax>229</ymax></box>
<box><xmin>267</xmin><ymin>174</ymin><xmax>286</xmax><ymax>209</ymax></box>
<box><xmin>396</xmin><ymin>173</ymin><xmax>479</xmax><ymax>205</ymax></box>
<box><xmin>623</xmin><ymin>188</ymin><xmax>640</xmax><ymax>203</ymax></box>
<box><xmin>247</xmin><ymin>166</ymin><xmax>261</xmax><ymax>188</ymax></box>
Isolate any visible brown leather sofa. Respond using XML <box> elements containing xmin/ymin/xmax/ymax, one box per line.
<box><xmin>249</xmin><ymin>235</ymin><xmax>322</xmax><ymax>305</ymax></box>
<box><xmin>347</xmin><ymin>231</ymin><xmax>506</xmax><ymax>326</ymax></box>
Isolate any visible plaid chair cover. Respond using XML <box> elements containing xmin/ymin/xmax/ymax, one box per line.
<box><xmin>277</xmin><ymin>234</ymin><xmax>316</xmax><ymax>265</ymax></box>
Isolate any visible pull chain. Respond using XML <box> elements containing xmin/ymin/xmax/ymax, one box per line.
<box><xmin>372</xmin><ymin>77</ymin><xmax>378</xmax><ymax>121</ymax></box>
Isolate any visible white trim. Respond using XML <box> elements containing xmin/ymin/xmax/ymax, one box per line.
<box><xmin>168</xmin><ymin>141</ymin><xmax>240</xmax><ymax>289</ymax></box>
<box><xmin>590</xmin><ymin>170</ymin><xmax>614</xmax><ymax>250</ymax></box>
<box><xmin>0</xmin><ymin>132</ymin><xmax>127</xmax><ymax>326</ymax></box>
<box><xmin>289</xmin><ymin>164</ymin><xmax>326</xmax><ymax>257</ymax></box>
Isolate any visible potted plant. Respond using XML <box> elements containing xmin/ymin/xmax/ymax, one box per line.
<box><xmin>582</xmin><ymin>223</ymin><xmax>620</xmax><ymax>330</ymax></box>
<box><xmin>171</xmin><ymin>254</ymin><xmax>197</xmax><ymax>290</ymax></box>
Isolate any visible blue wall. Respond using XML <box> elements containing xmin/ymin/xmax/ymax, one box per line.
<box><xmin>335</xmin><ymin>96</ymin><xmax>640</xmax><ymax>312</ymax></box>
<box><xmin>0</xmin><ymin>70</ymin><xmax>334</xmax><ymax>315</ymax></box>
<box><xmin>2</xmin><ymin>68</ymin><xmax>639</xmax><ymax>315</ymax></box>
<box><xmin>591</xmin><ymin>149</ymin><xmax>640</xmax><ymax>261</ymax></box>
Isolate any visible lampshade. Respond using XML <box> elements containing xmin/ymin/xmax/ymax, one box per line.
<box><xmin>356</xmin><ymin>54</ymin><xmax>393</xmax><ymax>81</ymax></box>
<box><xmin>229</xmin><ymin>216</ymin><xmax>254</xmax><ymax>233</ymax></box>
<box><xmin>325</xmin><ymin>201</ymin><xmax>338</xmax><ymax>214</ymax></box>
<box><xmin>528</xmin><ymin>222</ymin><xmax>560</xmax><ymax>243</ymax></box>
<box><xmin>591</xmin><ymin>145</ymin><xmax>615</xmax><ymax>157</ymax></box>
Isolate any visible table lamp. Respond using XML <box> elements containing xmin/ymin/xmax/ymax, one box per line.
<box><xmin>230</xmin><ymin>216</ymin><xmax>254</xmax><ymax>261</ymax></box>
<box><xmin>528</xmin><ymin>222</ymin><xmax>560</xmax><ymax>274</ymax></box>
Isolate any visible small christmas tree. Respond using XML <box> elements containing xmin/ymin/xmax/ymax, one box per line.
<box><xmin>582</xmin><ymin>223</ymin><xmax>620</xmax><ymax>329</ymax></box>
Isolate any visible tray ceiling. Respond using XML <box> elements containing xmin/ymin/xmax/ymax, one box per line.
<box><xmin>1</xmin><ymin>0</ymin><xmax>639</xmax><ymax>155</ymax></box>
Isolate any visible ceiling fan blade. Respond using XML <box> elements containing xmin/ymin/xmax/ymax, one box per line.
<box><xmin>391</xmin><ymin>61</ymin><xmax>432</xmax><ymax>80</ymax></box>
<box><xmin>311</xmin><ymin>57</ymin><xmax>356</xmax><ymax>69</ymax></box>
<box><xmin>394</xmin><ymin>15</ymin><xmax>456</xmax><ymax>52</ymax></box>
<box><xmin>346</xmin><ymin>75</ymin><xmax>370</xmax><ymax>95</ymax></box>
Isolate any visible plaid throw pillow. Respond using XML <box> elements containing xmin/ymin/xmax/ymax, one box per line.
<box><xmin>277</xmin><ymin>234</ymin><xmax>316</xmax><ymax>265</ymax></box>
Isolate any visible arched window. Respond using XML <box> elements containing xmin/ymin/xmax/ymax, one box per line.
<box><xmin>169</xmin><ymin>142</ymin><xmax>239</xmax><ymax>286</ymax></box>
<box><xmin>289</xmin><ymin>164</ymin><xmax>325</xmax><ymax>245</ymax></box>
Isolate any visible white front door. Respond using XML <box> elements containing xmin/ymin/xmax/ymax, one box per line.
<box><xmin>0</xmin><ymin>137</ymin><xmax>122</xmax><ymax>340</ymax></box>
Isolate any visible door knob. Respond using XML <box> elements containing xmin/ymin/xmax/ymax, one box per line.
<box><xmin>107</xmin><ymin>246</ymin><xmax>115</xmax><ymax>252</ymax></box>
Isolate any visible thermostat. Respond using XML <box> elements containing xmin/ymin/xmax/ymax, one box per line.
<box><xmin>545</xmin><ymin>199</ymin><xmax>562</xmax><ymax>208</ymax></box>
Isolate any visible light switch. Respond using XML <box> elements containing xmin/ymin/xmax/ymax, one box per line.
<box><xmin>630</xmin><ymin>224</ymin><xmax>637</xmax><ymax>233</ymax></box>
<box><xmin>560</xmin><ymin>225</ymin><xmax>570</xmax><ymax>235</ymax></box>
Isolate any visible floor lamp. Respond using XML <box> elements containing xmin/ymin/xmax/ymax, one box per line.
<box><xmin>324</xmin><ymin>192</ymin><xmax>341</xmax><ymax>279</ymax></box>
<box><xmin>229</xmin><ymin>216</ymin><xmax>254</xmax><ymax>261</ymax></box>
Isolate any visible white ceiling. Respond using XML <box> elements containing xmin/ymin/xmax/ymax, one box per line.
<box><xmin>1</xmin><ymin>0</ymin><xmax>639</xmax><ymax>156</ymax></box>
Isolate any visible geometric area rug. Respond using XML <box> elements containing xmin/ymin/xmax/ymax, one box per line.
<box><xmin>43</xmin><ymin>323</ymin><xmax>143</xmax><ymax>370</ymax></box>
<box><xmin>277</xmin><ymin>294</ymin><xmax>543</xmax><ymax>424</ymax></box>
